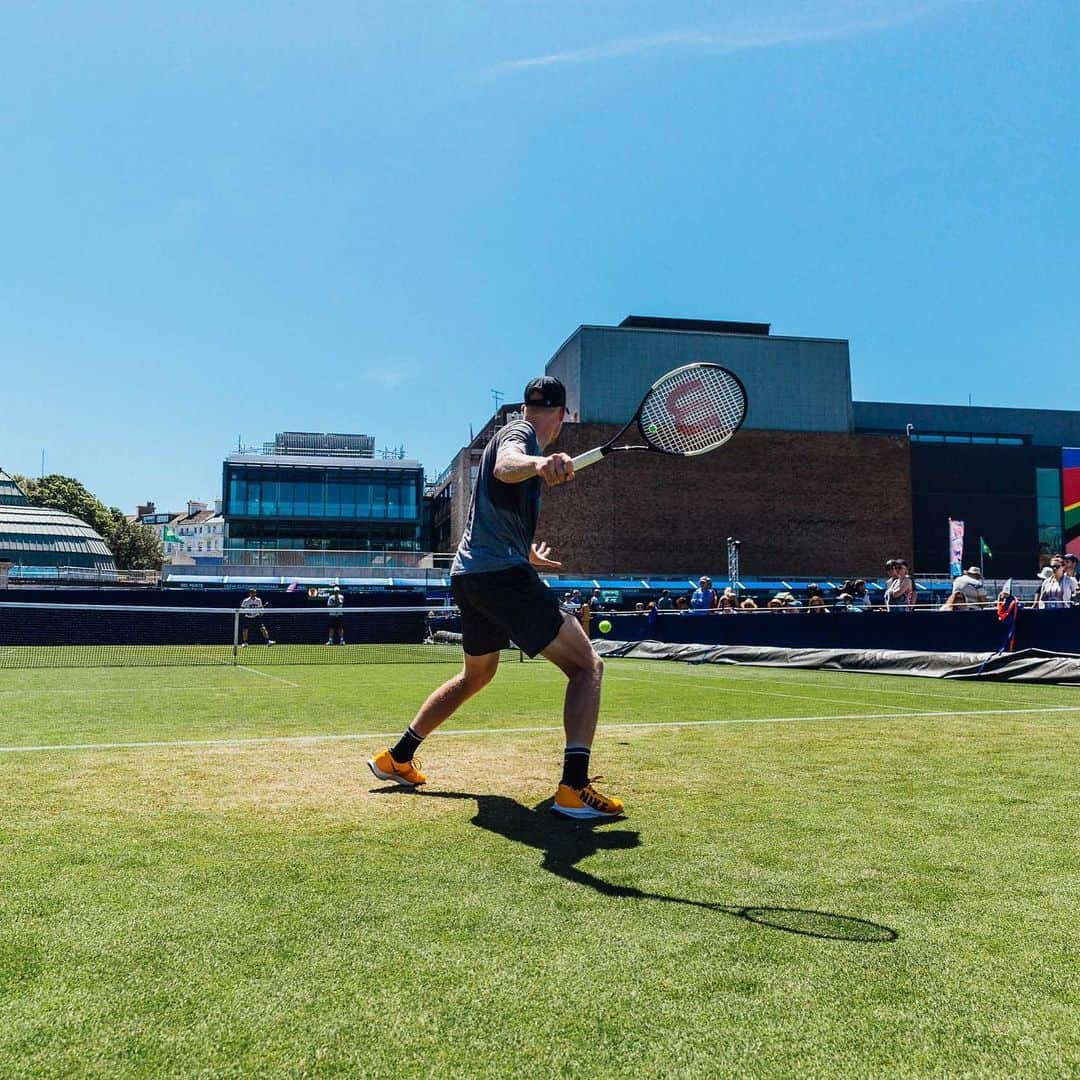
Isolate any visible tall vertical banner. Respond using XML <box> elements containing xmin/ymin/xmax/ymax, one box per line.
<box><xmin>948</xmin><ymin>518</ymin><xmax>964</xmax><ymax>577</ymax></box>
<box><xmin>1062</xmin><ymin>449</ymin><xmax>1080</xmax><ymax>558</ymax></box>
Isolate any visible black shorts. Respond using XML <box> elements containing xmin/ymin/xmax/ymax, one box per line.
<box><xmin>451</xmin><ymin>565</ymin><xmax>565</xmax><ymax>658</ymax></box>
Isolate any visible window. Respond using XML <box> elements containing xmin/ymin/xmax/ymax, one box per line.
<box><xmin>1036</xmin><ymin>467</ymin><xmax>1062</xmax><ymax>555</ymax></box>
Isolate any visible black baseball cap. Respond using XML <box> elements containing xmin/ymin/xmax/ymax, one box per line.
<box><xmin>523</xmin><ymin>376</ymin><xmax>566</xmax><ymax>409</ymax></box>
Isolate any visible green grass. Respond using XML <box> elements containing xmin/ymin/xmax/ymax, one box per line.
<box><xmin>0</xmin><ymin>658</ymin><xmax>1077</xmax><ymax>1078</ymax></box>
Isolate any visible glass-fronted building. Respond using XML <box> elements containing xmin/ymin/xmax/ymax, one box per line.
<box><xmin>222</xmin><ymin>451</ymin><xmax>425</xmax><ymax>552</ymax></box>
<box><xmin>0</xmin><ymin>469</ymin><xmax>117</xmax><ymax>571</ymax></box>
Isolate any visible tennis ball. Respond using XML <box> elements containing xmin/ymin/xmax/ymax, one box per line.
<box><xmin>598</xmin><ymin>620</ymin><xmax>612</xmax><ymax>634</ymax></box>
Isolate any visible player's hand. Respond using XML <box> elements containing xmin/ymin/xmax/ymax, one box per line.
<box><xmin>530</xmin><ymin>541</ymin><xmax>563</xmax><ymax>569</ymax></box>
<box><xmin>536</xmin><ymin>453</ymin><xmax>574</xmax><ymax>486</ymax></box>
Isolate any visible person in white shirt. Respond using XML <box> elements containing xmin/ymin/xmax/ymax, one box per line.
<box><xmin>884</xmin><ymin>559</ymin><xmax>916</xmax><ymax>610</ymax></box>
<box><xmin>1062</xmin><ymin>553</ymin><xmax>1079</xmax><ymax>604</ymax></box>
<box><xmin>326</xmin><ymin>585</ymin><xmax>345</xmax><ymax>645</ymax></box>
<box><xmin>239</xmin><ymin>588</ymin><xmax>274</xmax><ymax>646</ymax></box>
<box><xmin>1037</xmin><ymin>557</ymin><xmax>1075</xmax><ymax>608</ymax></box>
<box><xmin>950</xmin><ymin>567</ymin><xmax>989</xmax><ymax>609</ymax></box>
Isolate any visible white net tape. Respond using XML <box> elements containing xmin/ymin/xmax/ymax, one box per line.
<box><xmin>639</xmin><ymin>365</ymin><xmax>747</xmax><ymax>455</ymax></box>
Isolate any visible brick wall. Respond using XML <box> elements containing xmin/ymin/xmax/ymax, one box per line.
<box><xmin>529</xmin><ymin>425</ymin><xmax>913</xmax><ymax>578</ymax></box>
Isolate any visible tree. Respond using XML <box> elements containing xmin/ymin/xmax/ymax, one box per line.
<box><xmin>102</xmin><ymin>511</ymin><xmax>164</xmax><ymax>570</ymax></box>
<box><xmin>15</xmin><ymin>473</ymin><xmax>163</xmax><ymax>570</ymax></box>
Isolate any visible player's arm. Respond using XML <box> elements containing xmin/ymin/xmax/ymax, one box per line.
<box><xmin>494</xmin><ymin>444</ymin><xmax>574</xmax><ymax>486</ymax></box>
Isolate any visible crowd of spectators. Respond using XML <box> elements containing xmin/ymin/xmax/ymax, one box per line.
<box><xmin>562</xmin><ymin>552</ymin><xmax>1080</xmax><ymax>622</ymax></box>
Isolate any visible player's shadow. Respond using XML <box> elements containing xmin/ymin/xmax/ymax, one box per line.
<box><xmin>372</xmin><ymin>788</ymin><xmax>897</xmax><ymax>943</ymax></box>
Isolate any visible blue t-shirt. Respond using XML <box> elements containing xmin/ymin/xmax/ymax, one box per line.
<box><xmin>451</xmin><ymin>420</ymin><xmax>543</xmax><ymax>576</ymax></box>
<box><xmin>690</xmin><ymin>587</ymin><xmax>715</xmax><ymax>610</ymax></box>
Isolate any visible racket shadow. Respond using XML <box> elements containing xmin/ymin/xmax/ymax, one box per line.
<box><xmin>372</xmin><ymin>787</ymin><xmax>898</xmax><ymax>943</ymax></box>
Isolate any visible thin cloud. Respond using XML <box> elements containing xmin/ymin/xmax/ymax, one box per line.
<box><xmin>480</xmin><ymin>3</ymin><xmax>969</xmax><ymax>79</ymax></box>
<box><xmin>364</xmin><ymin>366</ymin><xmax>415</xmax><ymax>390</ymax></box>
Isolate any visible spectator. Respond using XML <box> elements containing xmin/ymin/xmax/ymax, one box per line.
<box><xmin>833</xmin><ymin>592</ymin><xmax>864</xmax><ymax>613</ymax></box>
<box><xmin>1037</xmin><ymin>557</ymin><xmax>1074</xmax><ymax>608</ymax></box>
<box><xmin>739</xmin><ymin>597</ymin><xmax>758</xmax><ymax>610</ymax></box>
<box><xmin>1063</xmin><ymin>553</ymin><xmax>1079</xmax><ymax>603</ymax></box>
<box><xmin>634</xmin><ymin>602</ymin><xmax>645</xmax><ymax>611</ymax></box>
<box><xmin>656</xmin><ymin>589</ymin><xmax>674</xmax><ymax>611</ymax></box>
<box><xmin>951</xmin><ymin>566</ymin><xmax>989</xmax><ymax>608</ymax></box>
<box><xmin>884</xmin><ymin>559</ymin><xmax>915</xmax><ymax>611</ymax></box>
<box><xmin>851</xmin><ymin>579</ymin><xmax>872</xmax><ymax>609</ymax></box>
<box><xmin>805</xmin><ymin>584</ymin><xmax>828</xmax><ymax>614</ymax></box>
<box><xmin>767</xmin><ymin>597</ymin><xmax>784</xmax><ymax>610</ymax></box>
<box><xmin>675</xmin><ymin>596</ymin><xmax>691</xmax><ymax>611</ymax></box>
<box><xmin>588</xmin><ymin>589</ymin><xmax>603</xmax><ymax>612</ymax></box>
<box><xmin>718</xmin><ymin>589</ymin><xmax>737</xmax><ymax>613</ymax></box>
<box><xmin>939</xmin><ymin>591</ymin><xmax>968</xmax><ymax>611</ymax></box>
<box><xmin>690</xmin><ymin>576</ymin><xmax>717</xmax><ymax>611</ymax></box>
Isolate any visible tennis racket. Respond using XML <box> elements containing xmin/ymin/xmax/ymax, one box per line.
<box><xmin>571</xmin><ymin>363</ymin><xmax>748</xmax><ymax>472</ymax></box>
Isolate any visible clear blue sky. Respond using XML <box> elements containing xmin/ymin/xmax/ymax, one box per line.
<box><xmin>2</xmin><ymin>1</ymin><xmax>1076</xmax><ymax>512</ymax></box>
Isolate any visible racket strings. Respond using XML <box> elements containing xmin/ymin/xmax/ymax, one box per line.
<box><xmin>640</xmin><ymin>365</ymin><xmax>746</xmax><ymax>455</ymax></box>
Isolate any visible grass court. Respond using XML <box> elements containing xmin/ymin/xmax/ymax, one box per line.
<box><xmin>0</xmin><ymin>657</ymin><xmax>1077</xmax><ymax>1077</ymax></box>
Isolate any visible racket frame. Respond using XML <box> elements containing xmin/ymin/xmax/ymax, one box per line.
<box><xmin>570</xmin><ymin>363</ymin><xmax>748</xmax><ymax>471</ymax></box>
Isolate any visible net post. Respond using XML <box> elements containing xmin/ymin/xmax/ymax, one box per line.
<box><xmin>232</xmin><ymin>611</ymin><xmax>239</xmax><ymax>664</ymax></box>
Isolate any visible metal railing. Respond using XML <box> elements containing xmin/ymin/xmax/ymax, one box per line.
<box><xmin>6</xmin><ymin>565</ymin><xmax>160</xmax><ymax>585</ymax></box>
<box><xmin>219</xmin><ymin>549</ymin><xmax>455</xmax><ymax>570</ymax></box>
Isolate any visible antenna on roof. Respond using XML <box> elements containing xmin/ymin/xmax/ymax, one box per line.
<box><xmin>491</xmin><ymin>389</ymin><xmax>504</xmax><ymax>411</ymax></box>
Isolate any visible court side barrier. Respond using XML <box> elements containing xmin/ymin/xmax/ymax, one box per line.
<box><xmin>589</xmin><ymin>607</ymin><xmax>1080</xmax><ymax>656</ymax></box>
<box><xmin>590</xmin><ymin>639</ymin><xmax>1080</xmax><ymax>684</ymax></box>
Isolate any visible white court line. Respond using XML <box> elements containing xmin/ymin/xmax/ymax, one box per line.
<box><xmin>0</xmin><ymin>686</ymin><xmax>236</xmax><ymax>696</ymax></box>
<box><xmin>0</xmin><ymin>704</ymin><xmax>1076</xmax><ymax>755</ymax></box>
<box><xmin>234</xmin><ymin>667</ymin><xmax>298</xmax><ymax>688</ymax></box>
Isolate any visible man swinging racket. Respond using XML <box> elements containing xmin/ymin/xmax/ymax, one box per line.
<box><xmin>368</xmin><ymin>375</ymin><xmax>623</xmax><ymax>819</ymax></box>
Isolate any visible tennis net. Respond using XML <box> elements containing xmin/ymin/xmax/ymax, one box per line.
<box><xmin>0</xmin><ymin>602</ymin><xmax>492</xmax><ymax>669</ymax></box>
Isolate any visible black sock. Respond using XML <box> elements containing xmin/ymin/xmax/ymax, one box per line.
<box><xmin>389</xmin><ymin>726</ymin><xmax>425</xmax><ymax>764</ymax></box>
<box><xmin>561</xmin><ymin>745</ymin><xmax>591</xmax><ymax>789</ymax></box>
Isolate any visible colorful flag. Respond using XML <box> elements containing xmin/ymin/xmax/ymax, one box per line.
<box><xmin>948</xmin><ymin>519</ymin><xmax>964</xmax><ymax>577</ymax></box>
<box><xmin>163</xmin><ymin>526</ymin><xmax>182</xmax><ymax>545</ymax></box>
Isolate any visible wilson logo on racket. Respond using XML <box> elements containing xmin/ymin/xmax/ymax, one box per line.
<box><xmin>665</xmin><ymin>378</ymin><xmax>721</xmax><ymax>436</ymax></box>
<box><xmin>570</xmin><ymin>363</ymin><xmax>748</xmax><ymax>472</ymax></box>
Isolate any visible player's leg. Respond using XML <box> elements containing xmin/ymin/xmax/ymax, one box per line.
<box><xmin>368</xmin><ymin>651</ymin><xmax>499</xmax><ymax>787</ymax></box>
<box><xmin>240</xmin><ymin>624</ymin><xmax>249</xmax><ymax>646</ymax></box>
<box><xmin>542</xmin><ymin>614</ymin><xmax>623</xmax><ymax>820</ymax></box>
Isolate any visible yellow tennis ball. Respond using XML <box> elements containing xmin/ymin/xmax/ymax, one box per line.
<box><xmin>598</xmin><ymin>620</ymin><xmax>612</xmax><ymax>634</ymax></box>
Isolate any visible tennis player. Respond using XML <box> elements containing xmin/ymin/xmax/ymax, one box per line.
<box><xmin>326</xmin><ymin>585</ymin><xmax>345</xmax><ymax>645</ymax></box>
<box><xmin>239</xmin><ymin>588</ymin><xmax>274</xmax><ymax>647</ymax></box>
<box><xmin>368</xmin><ymin>375</ymin><xmax>622</xmax><ymax>819</ymax></box>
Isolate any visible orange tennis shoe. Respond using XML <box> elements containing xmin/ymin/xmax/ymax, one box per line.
<box><xmin>552</xmin><ymin>780</ymin><xmax>624</xmax><ymax>820</ymax></box>
<box><xmin>367</xmin><ymin>750</ymin><xmax>427</xmax><ymax>787</ymax></box>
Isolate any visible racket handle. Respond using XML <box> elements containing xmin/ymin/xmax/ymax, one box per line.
<box><xmin>570</xmin><ymin>446</ymin><xmax>606</xmax><ymax>472</ymax></box>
